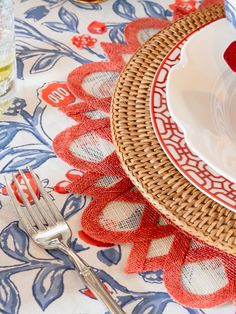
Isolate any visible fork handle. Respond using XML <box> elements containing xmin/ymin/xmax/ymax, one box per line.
<box><xmin>63</xmin><ymin>246</ymin><xmax>126</xmax><ymax>314</ymax></box>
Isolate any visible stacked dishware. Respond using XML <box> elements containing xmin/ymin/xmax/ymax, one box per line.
<box><xmin>111</xmin><ymin>4</ymin><xmax>236</xmax><ymax>255</ymax></box>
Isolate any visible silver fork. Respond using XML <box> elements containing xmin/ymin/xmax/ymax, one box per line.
<box><xmin>5</xmin><ymin>168</ymin><xmax>125</xmax><ymax>314</ymax></box>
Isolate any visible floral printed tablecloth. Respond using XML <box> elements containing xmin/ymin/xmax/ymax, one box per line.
<box><xmin>0</xmin><ymin>0</ymin><xmax>234</xmax><ymax>313</ymax></box>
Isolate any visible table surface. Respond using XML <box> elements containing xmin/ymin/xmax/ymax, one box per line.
<box><xmin>0</xmin><ymin>1</ymin><xmax>234</xmax><ymax>313</ymax></box>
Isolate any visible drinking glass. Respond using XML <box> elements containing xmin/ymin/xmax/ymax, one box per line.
<box><xmin>0</xmin><ymin>0</ymin><xmax>16</xmax><ymax>113</ymax></box>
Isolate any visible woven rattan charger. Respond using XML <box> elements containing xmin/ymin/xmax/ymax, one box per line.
<box><xmin>110</xmin><ymin>5</ymin><xmax>236</xmax><ymax>255</ymax></box>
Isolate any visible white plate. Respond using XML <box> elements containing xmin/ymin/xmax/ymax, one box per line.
<box><xmin>150</xmin><ymin>18</ymin><xmax>236</xmax><ymax>212</ymax></box>
<box><xmin>166</xmin><ymin>19</ymin><xmax>236</xmax><ymax>183</ymax></box>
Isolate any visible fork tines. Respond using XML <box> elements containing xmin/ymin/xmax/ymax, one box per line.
<box><xmin>5</xmin><ymin>167</ymin><xmax>63</xmax><ymax>231</ymax></box>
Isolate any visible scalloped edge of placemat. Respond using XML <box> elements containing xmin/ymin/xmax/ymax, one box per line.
<box><xmin>111</xmin><ymin>5</ymin><xmax>236</xmax><ymax>255</ymax></box>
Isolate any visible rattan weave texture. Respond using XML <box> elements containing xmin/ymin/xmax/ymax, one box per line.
<box><xmin>110</xmin><ymin>5</ymin><xmax>236</xmax><ymax>255</ymax></box>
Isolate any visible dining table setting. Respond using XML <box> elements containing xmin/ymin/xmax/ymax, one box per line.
<box><xmin>1</xmin><ymin>0</ymin><xmax>236</xmax><ymax>313</ymax></box>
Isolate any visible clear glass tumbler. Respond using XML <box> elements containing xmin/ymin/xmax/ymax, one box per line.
<box><xmin>0</xmin><ymin>0</ymin><xmax>16</xmax><ymax>113</ymax></box>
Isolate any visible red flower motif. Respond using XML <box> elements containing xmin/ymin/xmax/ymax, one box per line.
<box><xmin>39</xmin><ymin>82</ymin><xmax>76</xmax><ymax>107</ymax></box>
<box><xmin>169</xmin><ymin>0</ymin><xmax>196</xmax><ymax>19</ymax></box>
<box><xmin>80</xmin><ymin>284</ymin><xmax>111</xmax><ymax>300</ymax></box>
<box><xmin>2</xmin><ymin>172</ymin><xmax>40</xmax><ymax>204</ymax></box>
<box><xmin>72</xmin><ymin>34</ymin><xmax>97</xmax><ymax>49</ymax></box>
<box><xmin>169</xmin><ymin>0</ymin><xmax>196</xmax><ymax>12</ymax></box>
<box><xmin>88</xmin><ymin>21</ymin><xmax>107</xmax><ymax>34</ymax></box>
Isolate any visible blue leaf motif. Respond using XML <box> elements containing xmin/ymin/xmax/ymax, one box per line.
<box><xmin>69</xmin><ymin>0</ymin><xmax>102</xmax><ymax>10</ymax></box>
<box><xmin>140</xmin><ymin>0</ymin><xmax>172</xmax><ymax>19</ymax></box>
<box><xmin>42</xmin><ymin>0</ymin><xmax>58</xmax><ymax>4</ymax></box>
<box><xmin>16</xmin><ymin>40</ymin><xmax>67</xmax><ymax>70</ymax></box>
<box><xmin>5</xmin><ymin>97</ymin><xmax>27</xmax><ymax>116</ymax></box>
<box><xmin>16</xmin><ymin>40</ymin><xmax>42</xmax><ymax>56</ymax></box>
<box><xmin>24</xmin><ymin>6</ymin><xmax>49</xmax><ymax>21</ymax></box>
<box><xmin>61</xmin><ymin>194</ymin><xmax>87</xmax><ymax>220</ymax></box>
<box><xmin>31</xmin><ymin>54</ymin><xmax>62</xmax><ymax>74</ymax></box>
<box><xmin>33</xmin><ymin>267</ymin><xmax>65</xmax><ymax>310</ymax></box>
<box><xmin>58</xmin><ymin>7</ymin><xmax>79</xmax><ymax>32</ymax></box>
<box><xmin>43</xmin><ymin>21</ymin><xmax>70</xmax><ymax>33</ymax></box>
<box><xmin>70</xmin><ymin>238</ymin><xmax>89</xmax><ymax>253</ymax></box>
<box><xmin>97</xmin><ymin>246</ymin><xmax>121</xmax><ymax>266</ymax></box>
<box><xmin>112</xmin><ymin>0</ymin><xmax>137</xmax><ymax>20</ymax></box>
<box><xmin>1</xmin><ymin>148</ymin><xmax>55</xmax><ymax>173</ymax></box>
<box><xmin>0</xmin><ymin>122</ymin><xmax>22</xmax><ymax>147</ymax></box>
<box><xmin>47</xmin><ymin>250</ymin><xmax>74</xmax><ymax>268</ymax></box>
<box><xmin>16</xmin><ymin>58</ymin><xmax>24</xmax><ymax>80</ymax></box>
<box><xmin>132</xmin><ymin>292</ymin><xmax>172</xmax><ymax>314</ymax></box>
<box><xmin>0</xmin><ymin>277</ymin><xmax>20</xmax><ymax>314</ymax></box>
<box><xmin>15</xmin><ymin>18</ymin><xmax>46</xmax><ymax>41</ymax></box>
<box><xmin>0</xmin><ymin>222</ymin><xmax>29</xmax><ymax>262</ymax></box>
<box><xmin>15</xmin><ymin>18</ymin><xmax>92</xmax><ymax>69</ymax></box>
<box><xmin>109</xmin><ymin>25</ymin><xmax>126</xmax><ymax>44</ymax></box>
<box><xmin>139</xmin><ymin>270</ymin><xmax>163</xmax><ymax>284</ymax></box>
<box><xmin>165</xmin><ymin>9</ymin><xmax>172</xmax><ymax>18</ymax></box>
